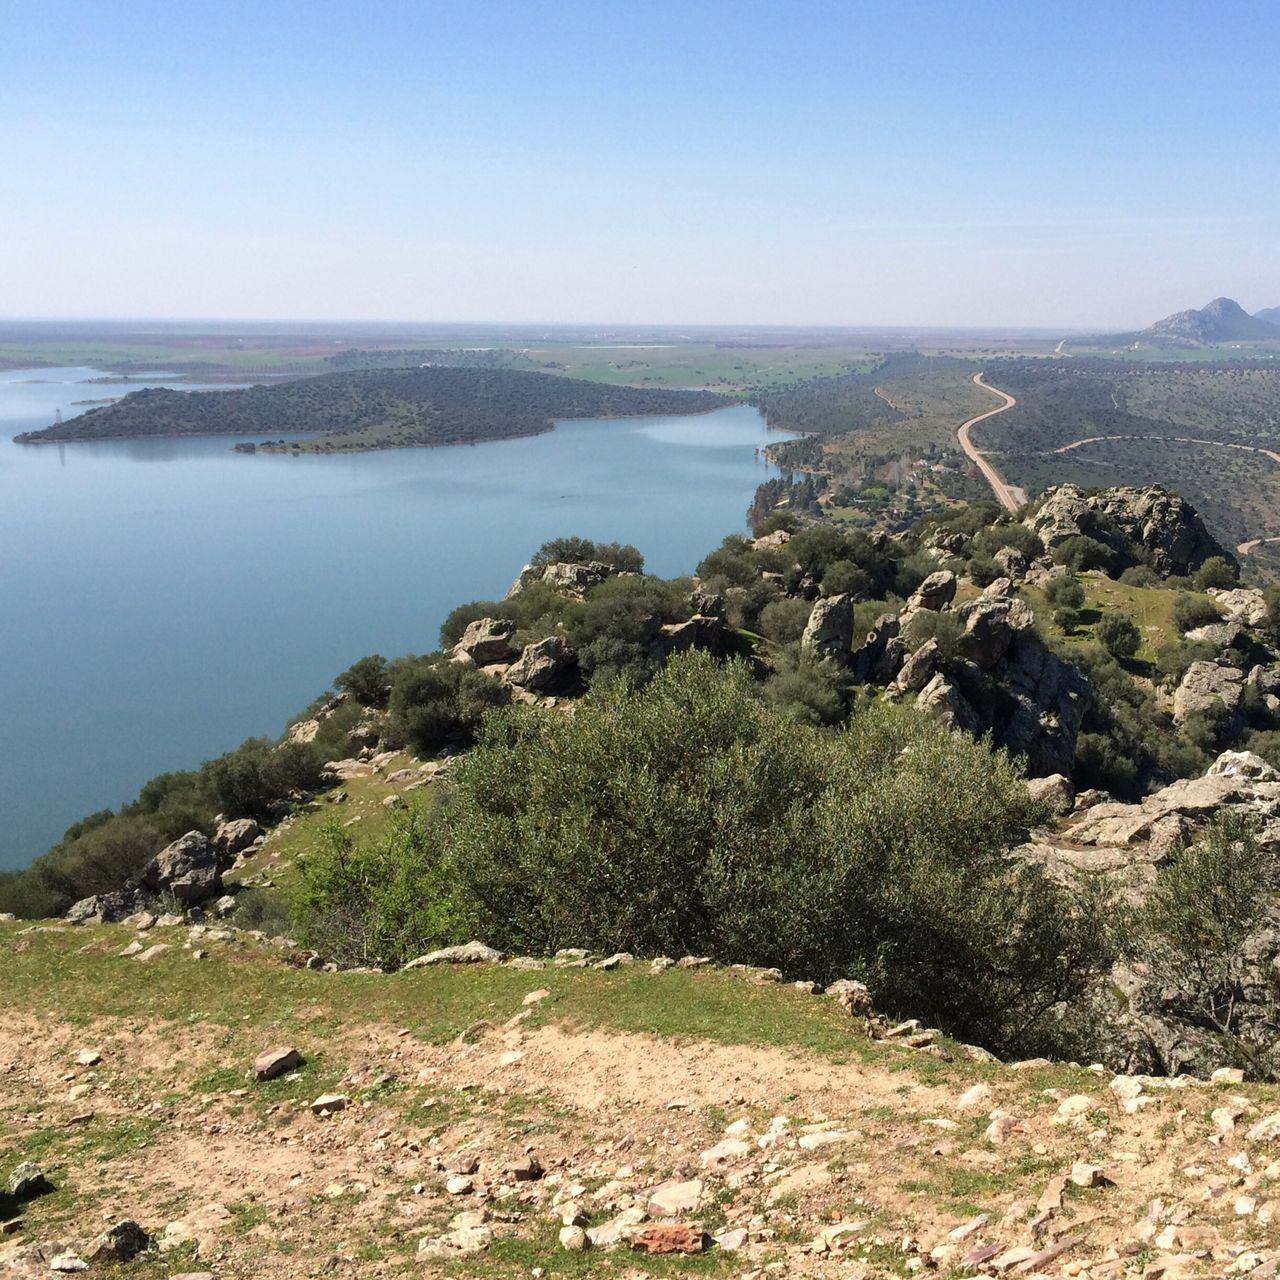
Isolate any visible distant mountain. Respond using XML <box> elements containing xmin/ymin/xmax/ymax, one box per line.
<box><xmin>1119</xmin><ymin>297</ymin><xmax>1280</xmax><ymax>347</ymax></box>
<box><xmin>1256</xmin><ymin>306</ymin><xmax>1280</xmax><ymax>325</ymax></box>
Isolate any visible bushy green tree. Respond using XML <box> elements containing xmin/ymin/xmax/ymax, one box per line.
<box><xmin>1096</xmin><ymin>611</ymin><xmax>1141</xmax><ymax>659</ymax></box>
<box><xmin>1054</xmin><ymin>535</ymin><xmax>1114</xmax><ymax>574</ymax></box>
<box><xmin>530</xmin><ymin>536</ymin><xmax>643</xmax><ymax>573</ymax></box>
<box><xmin>1193</xmin><ymin>556</ymin><xmax>1238</xmax><ymax>591</ymax></box>
<box><xmin>334</xmin><ymin>654</ymin><xmax>390</xmax><ymax>707</ymax></box>
<box><xmin>1136</xmin><ymin>814</ymin><xmax>1270</xmax><ymax>1074</ymax></box>
<box><xmin>1044</xmin><ymin>575</ymin><xmax>1085</xmax><ymax>611</ymax></box>
<box><xmin>433</xmin><ymin>653</ymin><xmax>1109</xmax><ymax>1051</ymax></box>
<box><xmin>1172</xmin><ymin>593</ymin><xmax>1222</xmax><ymax>633</ymax></box>
<box><xmin>386</xmin><ymin>656</ymin><xmax>511</xmax><ymax>756</ymax></box>
<box><xmin>290</xmin><ymin>809</ymin><xmax>457</xmax><ymax>968</ymax></box>
<box><xmin>758</xmin><ymin>597</ymin><xmax>813</xmax><ymax>645</ymax></box>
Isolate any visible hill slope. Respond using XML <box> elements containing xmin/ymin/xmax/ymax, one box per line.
<box><xmin>1103</xmin><ymin>296</ymin><xmax>1280</xmax><ymax>348</ymax></box>
<box><xmin>13</xmin><ymin>367</ymin><xmax>730</xmax><ymax>452</ymax></box>
<box><xmin>3</xmin><ymin>918</ymin><xmax>1276</xmax><ymax>1279</ymax></box>
<box><xmin>1257</xmin><ymin>306</ymin><xmax>1280</xmax><ymax>325</ymax></box>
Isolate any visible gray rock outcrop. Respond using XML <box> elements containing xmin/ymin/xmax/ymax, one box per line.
<box><xmin>800</xmin><ymin>594</ymin><xmax>852</xmax><ymax>660</ymax></box>
<box><xmin>504</xmin><ymin>635</ymin><xmax>578</xmax><ymax>692</ymax></box>
<box><xmin>1025</xmin><ymin>484</ymin><xmax>1228</xmax><ymax>577</ymax></box>
<box><xmin>453</xmin><ymin>617</ymin><xmax>519</xmax><ymax>666</ymax></box>
<box><xmin>907</xmin><ymin>570</ymin><xmax>957</xmax><ymax>612</ymax></box>
<box><xmin>140</xmin><ymin>831</ymin><xmax>223</xmax><ymax>904</ymax></box>
<box><xmin>1173</xmin><ymin>660</ymin><xmax>1245</xmax><ymax>727</ymax></box>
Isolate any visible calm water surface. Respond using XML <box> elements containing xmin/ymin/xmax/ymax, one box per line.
<box><xmin>0</xmin><ymin>367</ymin><xmax>788</xmax><ymax>870</ymax></box>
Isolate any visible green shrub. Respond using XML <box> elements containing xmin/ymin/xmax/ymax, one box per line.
<box><xmin>530</xmin><ymin>536</ymin><xmax>643</xmax><ymax>573</ymax></box>
<box><xmin>1193</xmin><ymin>556</ymin><xmax>1238</xmax><ymax>591</ymax></box>
<box><xmin>821</xmin><ymin>560</ymin><xmax>871</xmax><ymax>597</ymax></box>
<box><xmin>333</xmin><ymin>654</ymin><xmax>391</xmax><ymax>707</ymax></box>
<box><xmin>386</xmin><ymin>656</ymin><xmax>511</xmax><ymax>756</ymax></box>
<box><xmin>1119</xmin><ymin>565</ymin><xmax>1160</xmax><ymax>588</ymax></box>
<box><xmin>1172</xmin><ymin>593</ymin><xmax>1221</xmax><ymax>633</ymax></box>
<box><xmin>1054</xmin><ymin>535</ymin><xmax>1114</xmax><ymax>574</ymax></box>
<box><xmin>290</xmin><ymin>810</ymin><xmax>458</xmax><ymax>968</ymax></box>
<box><xmin>1136</xmin><ymin>814</ymin><xmax>1270</xmax><ymax>1073</ymax></box>
<box><xmin>1096</xmin><ymin>611</ymin><xmax>1141</xmax><ymax>659</ymax></box>
<box><xmin>758</xmin><ymin>598</ymin><xmax>813</xmax><ymax>645</ymax></box>
<box><xmin>1044</xmin><ymin>574</ymin><xmax>1085</xmax><ymax>611</ymax></box>
<box><xmin>434</xmin><ymin>652</ymin><xmax>1108</xmax><ymax>1052</ymax></box>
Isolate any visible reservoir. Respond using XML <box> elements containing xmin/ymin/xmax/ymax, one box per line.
<box><xmin>0</xmin><ymin>367</ymin><xmax>789</xmax><ymax>871</ymax></box>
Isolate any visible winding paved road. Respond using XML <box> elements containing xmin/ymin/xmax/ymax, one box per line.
<box><xmin>956</xmin><ymin>373</ymin><xmax>1028</xmax><ymax>512</ymax></box>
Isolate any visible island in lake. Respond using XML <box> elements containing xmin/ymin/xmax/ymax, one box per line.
<box><xmin>14</xmin><ymin>366</ymin><xmax>731</xmax><ymax>452</ymax></box>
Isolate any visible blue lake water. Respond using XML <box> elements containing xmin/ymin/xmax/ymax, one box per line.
<box><xmin>0</xmin><ymin>367</ymin><xmax>788</xmax><ymax>871</ymax></box>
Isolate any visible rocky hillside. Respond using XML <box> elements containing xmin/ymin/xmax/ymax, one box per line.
<box><xmin>1106</xmin><ymin>297</ymin><xmax>1280</xmax><ymax>348</ymax></box>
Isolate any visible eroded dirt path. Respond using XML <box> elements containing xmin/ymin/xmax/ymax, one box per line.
<box><xmin>956</xmin><ymin>373</ymin><xmax>1028</xmax><ymax>512</ymax></box>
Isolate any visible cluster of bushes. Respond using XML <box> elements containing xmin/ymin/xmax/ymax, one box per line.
<box><xmin>291</xmin><ymin>653</ymin><xmax>1115</xmax><ymax>1056</ymax></box>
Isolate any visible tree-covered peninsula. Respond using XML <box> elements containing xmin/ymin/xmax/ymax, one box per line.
<box><xmin>13</xmin><ymin>367</ymin><xmax>731</xmax><ymax>452</ymax></box>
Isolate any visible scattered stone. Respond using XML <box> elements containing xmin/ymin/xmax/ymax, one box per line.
<box><xmin>402</xmin><ymin>941</ymin><xmax>502</xmax><ymax>968</ymax></box>
<box><xmin>509</xmin><ymin>1155</ymin><xmax>543</xmax><ymax>1181</ymax></box>
<box><xmin>74</xmin><ymin>1049</ymin><xmax>101</xmax><ymax>1067</ymax></box>
<box><xmin>445</xmin><ymin>1154</ymin><xmax>480</xmax><ymax>1176</ymax></box>
<box><xmin>522</xmin><ymin>988</ymin><xmax>552</xmax><ymax>1006</ymax></box>
<box><xmin>1069</xmin><ymin>1161</ymin><xmax>1112</xmax><ymax>1188</ymax></box>
<box><xmin>593</xmin><ymin>952</ymin><xmax>635</xmax><ymax>970</ymax></box>
<box><xmin>49</xmin><ymin>1254</ymin><xmax>88</xmax><ymax>1273</ymax></box>
<box><xmin>254</xmin><ymin>1046</ymin><xmax>303</xmax><ymax>1081</ymax></box>
<box><xmin>86</xmin><ymin>1220</ymin><xmax>152</xmax><ymax>1262</ymax></box>
<box><xmin>1027</xmin><ymin>773</ymin><xmax>1075</xmax><ymax>817</ymax></box>
<box><xmin>714</xmin><ymin>1227</ymin><xmax>748</xmax><ymax>1251</ymax></box>
<box><xmin>632</xmin><ymin>1224</ymin><xmax>704</xmax><ymax>1255</ymax></box>
<box><xmin>445</xmin><ymin>1175</ymin><xmax>473</xmax><ymax>1195</ymax></box>
<box><xmin>134</xmin><ymin>943</ymin><xmax>169</xmax><ymax>963</ymax></box>
<box><xmin>647</xmin><ymin>1178</ymin><xmax>703</xmax><ymax>1218</ymax></box>
<box><xmin>825</xmin><ymin>978</ymin><xmax>874</xmax><ymax>1016</ymax></box>
<box><xmin>1211</xmin><ymin>1067</ymin><xmax>1246</xmax><ymax>1085</ymax></box>
<box><xmin>559</xmin><ymin>1225</ymin><xmax>589</xmax><ymax>1251</ymax></box>
<box><xmin>310</xmin><ymin>1093</ymin><xmax>349</xmax><ymax>1115</ymax></box>
<box><xmin>6</xmin><ymin>1162</ymin><xmax>52</xmax><ymax>1198</ymax></box>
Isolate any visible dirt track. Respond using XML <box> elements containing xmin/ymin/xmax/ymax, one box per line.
<box><xmin>956</xmin><ymin>373</ymin><xmax>1027</xmax><ymax>512</ymax></box>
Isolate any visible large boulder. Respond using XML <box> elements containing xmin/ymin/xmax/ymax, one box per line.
<box><xmin>453</xmin><ymin>617</ymin><xmax>518</xmax><ymax>666</ymax></box>
<box><xmin>907</xmin><ymin>570</ymin><xmax>957</xmax><ymax>612</ymax></box>
<box><xmin>956</xmin><ymin>595</ymin><xmax>1035</xmax><ymax>670</ymax></box>
<box><xmin>65</xmin><ymin>890</ymin><xmax>139</xmax><ymax>925</ymax></box>
<box><xmin>213</xmin><ymin>817</ymin><xmax>260</xmax><ymax>860</ymax></box>
<box><xmin>993</xmin><ymin>545</ymin><xmax>1029</xmax><ymax>580</ymax></box>
<box><xmin>506</xmin><ymin>561</ymin><xmax>615</xmax><ymax>600</ymax></box>
<box><xmin>1026</xmin><ymin>484</ymin><xmax>1228</xmax><ymax>577</ymax></box>
<box><xmin>140</xmin><ymin>831</ymin><xmax>223</xmax><ymax>904</ymax></box>
<box><xmin>850</xmin><ymin>614</ymin><xmax>904</xmax><ymax>683</ymax></box>
<box><xmin>505</xmin><ymin>635</ymin><xmax>577</xmax><ymax>692</ymax></box>
<box><xmin>1209</xmin><ymin>587</ymin><xmax>1268</xmax><ymax>627</ymax></box>
<box><xmin>894</xmin><ymin>638</ymin><xmax>941</xmax><ymax>694</ymax></box>
<box><xmin>659</xmin><ymin>614</ymin><xmax>733</xmax><ymax>658</ymax></box>
<box><xmin>996</xmin><ymin>630</ymin><xmax>1090</xmax><ymax>777</ymax></box>
<box><xmin>1173</xmin><ymin>660</ymin><xmax>1245</xmax><ymax>727</ymax></box>
<box><xmin>916</xmin><ymin>673</ymin><xmax>985</xmax><ymax>737</ymax></box>
<box><xmin>801</xmin><ymin>594</ymin><xmax>853</xmax><ymax>660</ymax></box>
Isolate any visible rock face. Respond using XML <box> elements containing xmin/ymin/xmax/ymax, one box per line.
<box><xmin>506</xmin><ymin>561</ymin><xmax>615</xmax><ymax>600</ymax></box>
<box><xmin>453</xmin><ymin>617</ymin><xmax>518</xmax><ymax>666</ymax></box>
<box><xmin>140</xmin><ymin>831</ymin><xmax>223</xmax><ymax>903</ymax></box>
<box><xmin>659</xmin><ymin>614</ymin><xmax>733</xmax><ymax>659</ymax></box>
<box><xmin>213</xmin><ymin>817</ymin><xmax>260</xmax><ymax>859</ymax></box>
<box><xmin>504</xmin><ymin>635</ymin><xmax>578</xmax><ymax>692</ymax></box>
<box><xmin>907</xmin><ymin>570</ymin><xmax>957</xmax><ymax>613</ymax></box>
<box><xmin>1025</xmin><ymin>484</ymin><xmax>1228</xmax><ymax>577</ymax></box>
<box><xmin>800</xmin><ymin>594</ymin><xmax>852</xmax><ymax>660</ymax></box>
<box><xmin>1172</xmin><ymin>660</ymin><xmax>1245</xmax><ymax>727</ymax></box>
<box><xmin>1024</xmin><ymin>751</ymin><xmax>1280</xmax><ymax>1079</ymax></box>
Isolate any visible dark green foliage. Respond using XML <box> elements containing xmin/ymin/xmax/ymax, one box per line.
<box><xmin>761</xmin><ymin>655</ymin><xmax>851</xmax><ymax>727</ymax></box>
<box><xmin>1044</xmin><ymin>575</ymin><xmax>1085</xmax><ymax>611</ymax></box>
<box><xmin>1154</xmin><ymin>639</ymin><xmax>1216</xmax><ymax>687</ymax></box>
<box><xmin>820</xmin><ymin>560</ymin><xmax>871</xmax><ymax>597</ymax></box>
<box><xmin>567</xmin><ymin>574</ymin><xmax>693</xmax><ymax>688</ymax></box>
<box><xmin>1120</xmin><ymin>565</ymin><xmax>1161</xmax><ymax>588</ymax></box>
<box><xmin>18</xmin><ymin>367</ymin><xmax>728</xmax><ymax>450</ymax></box>
<box><xmin>1096</xmin><ymin>611</ymin><xmax>1141</xmax><ymax>659</ymax></box>
<box><xmin>1054</xmin><ymin>534</ymin><xmax>1115</xmax><ymax>573</ymax></box>
<box><xmin>1172</xmin><ymin>593</ymin><xmax>1222</xmax><ymax>633</ymax></box>
<box><xmin>758</xmin><ymin>598</ymin><xmax>813</xmax><ymax>645</ymax></box>
<box><xmin>1262</xmin><ymin>587</ymin><xmax>1280</xmax><ymax>645</ymax></box>
<box><xmin>1193</xmin><ymin>556</ymin><xmax>1238</xmax><ymax>591</ymax></box>
<box><xmin>1136</xmin><ymin>814</ymin><xmax>1271</xmax><ymax>1073</ymax></box>
<box><xmin>438</xmin><ymin>601</ymin><xmax>504</xmax><ymax>649</ymax></box>
<box><xmin>1068</xmin><ymin>643</ymin><xmax>1208</xmax><ymax>798</ymax></box>
<box><xmin>529</xmin><ymin>537</ymin><xmax>644</xmax><ymax>574</ymax></box>
<box><xmin>967</xmin><ymin>557</ymin><xmax>1001</xmax><ymax>588</ymax></box>
<box><xmin>205</xmin><ymin>737</ymin><xmax>329</xmax><ymax>818</ymax></box>
<box><xmin>971</xmin><ymin>522</ymin><xmax>1043</xmax><ymax>561</ymax></box>
<box><xmin>333</xmin><ymin>654</ymin><xmax>390</xmax><ymax>708</ymax></box>
<box><xmin>385</xmin><ymin>657</ymin><xmax>511</xmax><ymax>756</ymax></box>
<box><xmin>424</xmin><ymin>653</ymin><xmax>1109</xmax><ymax>1052</ymax></box>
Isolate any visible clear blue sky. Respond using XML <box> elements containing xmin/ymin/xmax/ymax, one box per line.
<box><xmin>3</xmin><ymin>0</ymin><xmax>1277</xmax><ymax>328</ymax></box>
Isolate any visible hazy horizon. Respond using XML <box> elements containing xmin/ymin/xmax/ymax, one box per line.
<box><xmin>4</xmin><ymin>0</ymin><xmax>1277</xmax><ymax>328</ymax></box>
